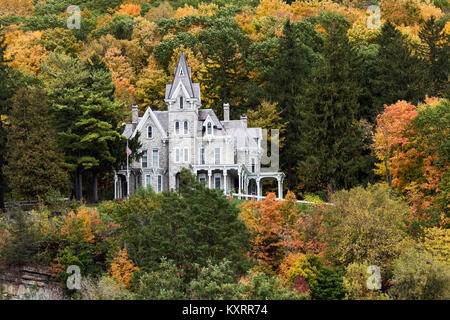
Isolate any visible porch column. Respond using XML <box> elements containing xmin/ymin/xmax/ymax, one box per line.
<box><xmin>256</xmin><ymin>177</ymin><xmax>261</xmax><ymax>200</ymax></box>
<box><xmin>223</xmin><ymin>169</ymin><xmax>228</xmax><ymax>195</ymax></box>
<box><xmin>114</xmin><ymin>172</ymin><xmax>118</xmax><ymax>200</ymax></box>
<box><xmin>208</xmin><ymin>170</ymin><xmax>212</xmax><ymax>189</ymax></box>
<box><xmin>277</xmin><ymin>176</ymin><xmax>283</xmax><ymax>200</ymax></box>
<box><xmin>238</xmin><ymin>168</ymin><xmax>242</xmax><ymax>199</ymax></box>
<box><xmin>126</xmin><ymin>171</ymin><xmax>130</xmax><ymax>199</ymax></box>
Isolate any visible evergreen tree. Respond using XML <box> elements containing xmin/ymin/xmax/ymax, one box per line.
<box><xmin>0</xmin><ymin>28</ymin><xmax>9</xmax><ymax>210</ymax></box>
<box><xmin>42</xmin><ymin>53</ymin><xmax>124</xmax><ymax>202</ymax></box>
<box><xmin>4</xmin><ymin>87</ymin><xmax>70</xmax><ymax>200</ymax></box>
<box><xmin>371</xmin><ymin>21</ymin><xmax>426</xmax><ymax>112</ymax></box>
<box><xmin>297</xmin><ymin>13</ymin><xmax>374</xmax><ymax>192</ymax></box>
<box><xmin>82</xmin><ymin>55</ymin><xmax>124</xmax><ymax>202</ymax></box>
<box><xmin>265</xmin><ymin>20</ymin><xmax>321</xmax><ymax>190</ymax></box>
<box><xmin>416</xmin><ymin>16</ymin><xmax>450</xmax><ymax>99</ymax></box>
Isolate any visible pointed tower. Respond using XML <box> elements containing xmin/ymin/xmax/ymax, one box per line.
<box><xmin>164</xmin><ymin>52</ymin><xmax>201</xmax><ymax>111</ymax></box>
<box><xmin>165</xmin><ymin>52</ymin><xmax>201</xmax><ymax>190</ymax></box>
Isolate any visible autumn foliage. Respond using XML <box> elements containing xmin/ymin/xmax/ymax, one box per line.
<box><xmin>109</xmin><ymin>248</ymin><xmax>139</xmax><ymax>289</ymax></box>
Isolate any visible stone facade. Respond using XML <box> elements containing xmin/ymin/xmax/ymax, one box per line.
<box><xmin>115</xmin><ymin>52</ymin><xmax>284</xmax><ymax>199</ymax></box>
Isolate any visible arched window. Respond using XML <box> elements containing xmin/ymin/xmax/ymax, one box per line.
<box><xmin>180</xmin><ymin>96</ymin><xmax>183</xmax><ymax>109</ymax></box>
<box><xmin>175</xmin><ymin>121</ymin><xmax>180</xmax><ymax>134</ymax></box>
<box><xmin>147</xmin><ymin>125</ymin><xmax>153</xmax><ymax>139</ymax></box>
<box><xmin>184</xmin><ymin>121</ymin><xmax>188</xmax><ymax>134</ymax></box>
<box><xmin>207</xmin><ymin>122</ymin><xmax>212</xmax><ymax>135</ymax></box>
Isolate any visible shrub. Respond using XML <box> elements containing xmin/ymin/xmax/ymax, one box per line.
<box><xmin>390</xmin><ymin>247</ymin><xmax>450</xmax><ymax>300</ymax></box>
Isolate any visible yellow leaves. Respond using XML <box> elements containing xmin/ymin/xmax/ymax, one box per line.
<box><xmin>4</xmin><ymin>29</ymin><xmax>48</xmax><ymax>75</ymax></box>
<box><xmin>347</xmin><ymin>16</ymin><xmax>381</xmax><ymax>45</ymax></box>
<box><xmin>235</xmin><ymin>8</ymin><xmax>256</xmax><ymax>35</ymax></box>
<box><xmin>174</xmin><ymin>4</ymin><xmax>198</xmax><ymax>19</ymax></box>
<box><xmin>135</xmin><ymin>56</ymin><xmax>170</xmax><ymax>111</ymax></box>
<box><xmin>174</xmin><ymin>2</ymin><xmax>218</xmax><ymax>19</ymax></box>
<box><xmin>418</xmin><ymin>227</ymin><xmax>450</xmax><ymax>265</ymax></box>
<box><xmin>0</xmin><ymin>0</ymin><xmax>34</xmax><ymax>16</ymax></box>
<box><xmin>279</xmin><ymin>252</ymin><xmax>318</xmax><ymax>285</ymax></box>
<box><xmin>115</xmin><ymin>3</ymin><xmax>142</xmax><ymax>17</ymax></box>
<box><xmin>144</xmin><ymin>0</ymin><xmax>174</xmax><ymax>21</ymax></box>
<box><xmin>109</xmin><ymin>248</ymin><xmax>139</xmax><ymax>289</ymax></box>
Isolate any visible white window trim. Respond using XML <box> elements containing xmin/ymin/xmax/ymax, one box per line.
<box><xmin>214</xmin><ymin>147</ymin><xmax>221</xmax><ymax>165</ymax></box>
<box><xmin>174</xmin><ymin>121</ymin><xmax>180</xmax><ymax>135</ymax></box>
<box><xmin>251</xmin><ymin>158</ymin><xmax>256</xmax><ymax>173</ymax></box>
<box><xmin>175</xmin><ymin>148</ymin><xmax>180</xmax><ymax>163</ymax></box>
<box><xmin>147</xmin><ymin>125</ymin><xmax>153</xmax><ymax>139</ymax></box>
<box><xmin>145</xmin><ymin>174</ymin><xmax>152</xmax><ymax>190</ymax></box>
<box><xmin>199</xmin><ymin>147</ymin><xmax>205</xmax><ymax>165</ymax></box>
<box><xmin>157</xmin><ymin>175</ymin><xmax>162</xmax><ymax>193</ymax></box>
<box><xmin>183</xmin><ymin>120</ymin><xmax>189</xmax><ymax>135</ymax></box>
<box><xmin>152</xmin><ymin>149</ymin><xmax>159</xmax><ymax>168</ymax></box>
<box><xmin>142</xmin><ymin>150</ymin><xmax>148</xmax><ymax>168</ymax></box>
<box><xmin>206</xmin><ymin>121</ymin><xmax>213</xmax><ymax>136</ymax></box>
<box><xmin>184</xmin><ymin>147</ymin><xmax>189</xmax><ymax>163</ymax></box>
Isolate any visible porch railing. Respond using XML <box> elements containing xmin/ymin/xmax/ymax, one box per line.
<box><xmin>230</xmin><ymin>193</ymin><xmax>334</xmax><ymax>206</ymax></box>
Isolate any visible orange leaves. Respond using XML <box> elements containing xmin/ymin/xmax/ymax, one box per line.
<box><xmin>59</xmin><ymin>208</ymin><xmax>100</xmax><ymax>243</ymax></box>
<box><xmin>115</xmin><ymin>3</ymin><xmax>142</xmax><ymax>17</ymax></box>
<box><xmin>109</xmin><ymin>248</ymin><xmax>139</xmax><ymax>289</ymax></box>
<box><xmin>241</xmin><ymin>192</ymin><xmax>315</xmax><ymax>269</ymax></box>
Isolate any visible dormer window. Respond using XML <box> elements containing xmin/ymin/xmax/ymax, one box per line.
<box><xmin>207</xmin><ymin>122</ymin><xmax>212</xmax><ymax>135</ymax></box>
<box><xmin>175</xmin><ymin>121</ymin><xmax>180</xmax><ymax>135</ymax></box>
<box><xmin>180</xmin><ymin>96</ymin><xmax>183</xmax><ymax>109</ymax></box>
<box><xmin>184</xmin><ymin>121</ymin><xmax>188</xmax><ymax>134</ymax></box>
<box><xmin>147</xmin><ymin>125</ymin><xmax>153</xmax><ymax>139</ymax></box>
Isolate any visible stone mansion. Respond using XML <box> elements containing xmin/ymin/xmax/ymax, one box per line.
<box><xmin>114</xmin><ymin>52</ymin><xmax>284</xmax><ymax>199</ymax></box>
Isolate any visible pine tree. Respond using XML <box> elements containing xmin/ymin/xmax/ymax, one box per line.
<box><xmin>297</xmin><ymin>13</ymin><xmax>374</xmax><ymax>192</ymax></box>
<box><xmin>4</xmin><ymin>87</ymin><xmax>70</xmax><ymax>200</ymax></box>
<box><xmin>0</xmin><ymin>27</ymin><xmax>9</xmax><ymax>210</ymax></box>
<box><xmin>82</xmin><ymin>55</ymin><xmax>124</xmax><ymax>202</ymax></box>
<box><xmin>371</xmin><ymin>21</ymin><xmax>426</xmax><ymax>112</ymax></box>
<box><xmin>265</xmin><ymin>20</ymin><xmax>321</xmax><ymax>190</ymax></box>
<box><xmin>416</xmin><ymin>16</ymin><xmax>450</xmax><ymax>99</ymax></box>
<box><xmin>42</xmin><ymin>53</ymin><xmax>124</xmax><ymax>202</ymax></box>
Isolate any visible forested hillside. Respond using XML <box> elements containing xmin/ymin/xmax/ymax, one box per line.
<box><xmin>0</xmin><ymin>0</ymin><xmax>449</xmax><ymax>300</ymax></box>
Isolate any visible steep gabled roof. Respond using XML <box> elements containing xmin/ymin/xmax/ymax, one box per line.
<box><xmin>165</xmin><ymin>52</ymin><xmax>200</xmax><ymax>100</ymax></box>
<box><xmin>131</xmin><ymin>107</ymin><xmax>167</xmax><ymax>139</ymax></box>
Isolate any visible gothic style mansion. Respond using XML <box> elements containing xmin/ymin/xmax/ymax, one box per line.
<box><xmin>114</xmin><ymin>52</ymin><xmax>284</xmax><ymax>199</ymax></box>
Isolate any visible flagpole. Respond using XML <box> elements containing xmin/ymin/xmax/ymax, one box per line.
<box><xmin>126</xmin><ymin>139</ymin><xmax>130</xmax><ymax>199</ymax></box>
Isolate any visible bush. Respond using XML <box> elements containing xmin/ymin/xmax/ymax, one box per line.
<box><xmin>77</xmin><ymin>275</ymin><xmax>133</xmax><ymax>300</ymax></box>
<box><xmin>324</xmin><ymin>185</ymin><xmax>413</xmax><ymax>276</ymax></box>
<box><xmin>390</xmin><ymin>247</ymin><xmax>450</xmax><ymax>300</ymax></box>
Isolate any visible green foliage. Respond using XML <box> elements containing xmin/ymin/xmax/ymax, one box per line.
<box><xmin>265</xmin><ymin>19</ymin><xmax>322</xmax><ymax>189</ymax></box>
<box><xmin>324</xmin><ymin>185</ymin><xmax>412</xmax><ymax>275</ymax></box>
<box><xmin>310</xmin><ymin>265</ymin><xmax>347</xmax><ymax>300</ymax></box>
<box><xmin>104</xmin><ymin>168</ymin><xmax>251</xmax><ymax>279</ymax></box>
<box><xmin>390</xmin><ymin>247</ymin><xmax>450</xmax><ymax>300</ymax></box>
<box><xmin>132</xmin><ymin>258</ymin><xmax>187</xmax><ymax>300</ymax></box>
<box><xmin>416</xmin><ymin>16</ymin><xmax>450</xmax><ymax>99</ymax></box>
<box><xmin>0</xmin><ymin>211</ymin><xmax>42</xmax><ymax>266</ymax></box>
<box><xmin>371</xmin><ymin>21</ymin><xmax>425</xmax><ymax>114</ymax></box>
<box><xmin>297</xmin><ymin>12</ymin><xmax>375</xmax><ymax>191</ymax></box>
<box><xmin>4</xmin><ymin>87</ymin><xmax>70</xmax><ymax>200</ymax></box>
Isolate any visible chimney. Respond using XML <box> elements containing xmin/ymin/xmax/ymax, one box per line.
<box><xmin>132</xmin><ymin>104</ymin><xmax>139</xmax><ymax>127</ymax></box>
<box><xmin>223</xmin><ymin>103</ymin><xmax>230</xmax><ymax>122</ymax></box>
<box><xmin>240</xmin><ymin>115</ymin><xmax>247</xmax><ymax>128</ymax></box>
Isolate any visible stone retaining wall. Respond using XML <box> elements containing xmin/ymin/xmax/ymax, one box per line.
<box><xmin>0</xmin><ymin>266</ymin><xmax>67</xmax><ymax>300</ymax></box>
